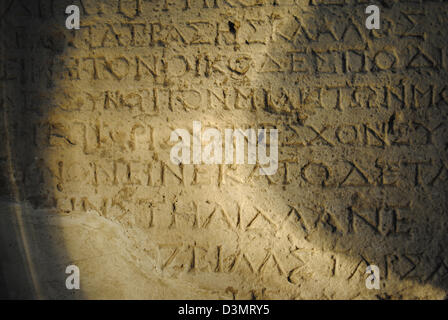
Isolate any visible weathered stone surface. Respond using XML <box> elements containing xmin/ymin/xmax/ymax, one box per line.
<box><xmin>1</xmin><ymin>0</ymin><xmax>448</xmax><ymax>299</ymax></box>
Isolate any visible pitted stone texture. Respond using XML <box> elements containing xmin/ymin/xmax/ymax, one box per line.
<box><xmin>1</xmin><ymin>0</ymin><xmax>448</xmax><ymax>299</ymax></box>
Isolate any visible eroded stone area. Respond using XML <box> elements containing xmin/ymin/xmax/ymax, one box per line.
<box><xmin>1</xmin><ymin>0</ymin><xmax>448</xmax><ymax>299</ymax></box>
